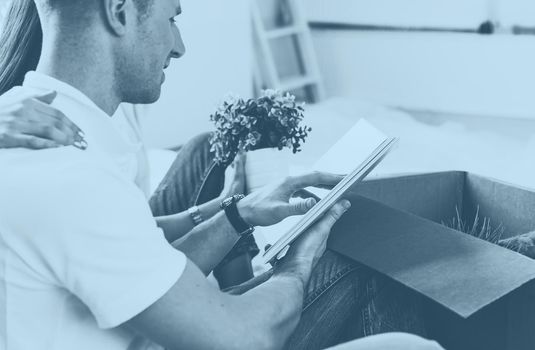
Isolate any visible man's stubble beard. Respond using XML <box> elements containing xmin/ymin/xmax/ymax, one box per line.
<box><xmin>115</xmin><ymin>59</ymin><xmax>162</xmax><ymax>105</ymax></box>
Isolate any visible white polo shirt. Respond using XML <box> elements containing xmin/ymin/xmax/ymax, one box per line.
<box><xmin>0</xmin><ymin>72</ymin><xmax>187</xmax><ymax>350</ymax></box>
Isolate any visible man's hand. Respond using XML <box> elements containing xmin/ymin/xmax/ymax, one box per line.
<box><xmin>0</xmin><ymin>88</ymin><xmax>86</xmax><ymax>150</ymax></box>
<box><xmin>274</xmin><ymin>200</ymin><xmax>352</xmax><ymax>282</ymax></box>
<box><xmin>237</xmin><ymin>171</ymin><xmax>345</xmax><ymax>227</ymax></box>
<box><xmin>130</xmin><ymin>201</ymin><xmax>351</xmax><ymax>350</ymax></box>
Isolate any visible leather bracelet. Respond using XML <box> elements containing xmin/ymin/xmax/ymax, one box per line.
<box><xmin>220</xmin><ymin>194</ymin><xmax>255</xmax><ymax>237</ymax></box>
<box><xmin>188</xmin><ymin>206</ymin><xmax>203</xmax><ymax>226</ymax></box>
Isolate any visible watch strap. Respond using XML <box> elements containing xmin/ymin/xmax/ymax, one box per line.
<box><xmin>221</xmin><ymin>195</ymin><xmax>254</xmax><ymax>237</ymax></box>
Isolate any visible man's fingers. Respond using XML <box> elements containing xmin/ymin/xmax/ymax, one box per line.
<box><xmin>286</xmin><ymin>171</ymin><xmax>346</xmax><ymax>190</ymax></box>
<box><xmin>33</xmin><ymin>90</ymin><xmax>57</xmax><ymax>104</ymax></box>
<box><xmin>287</xmin><ymin>197</ymin><xmax>317</xmax><ymax>216</ymax></box>
<box><xmin>287</xmin><ymin>198</ymin><xmax>316</xmax><ymax>216</ymax></box>
<box><xmin>285</xmin><ymin>200</ymin><xmax>351</xmax><ymax>260</ymax></box>
<box><xmin>318</xmin><ymin>200</ymin><xmax>352</xmax><ymax>229</ymax></box>
<box><xmin>293</xmin><ymin>189</ymin><xmax>321</xmax><ymax>202</ymax></box>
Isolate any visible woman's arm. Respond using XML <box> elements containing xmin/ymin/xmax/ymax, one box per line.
<box><xmin>0</xmin><ymin>88</ymin><xmax>86</xmax><ymax>149</ymax></box>
<box><xmin>155</xmin><ymin>154</ymin><xmax>246</xmax><ymax>242</ymax></box>
<box><xmin>155</xmin><ymin>196</ymin><xmax>225</xmax><ymax>242</ymax></box>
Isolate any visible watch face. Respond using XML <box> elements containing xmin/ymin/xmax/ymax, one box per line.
<box><xmin>222</xmin><ymin>194</ymin><xmax>244</xmax><ymax>208</ymax></box>
<box><xmin>221</xmin><ymin>197</ymin><xmax>234</xmax><ymax>208</ymax></box>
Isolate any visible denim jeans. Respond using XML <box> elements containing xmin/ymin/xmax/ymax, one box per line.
<box><xmin>148</xmin><ymin>133</ymin><xmax>426</xmax><ymax>349</ymax></box>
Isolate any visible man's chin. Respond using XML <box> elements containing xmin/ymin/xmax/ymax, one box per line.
<box><xmin>125</xmin><ymin>88</ymin><xmax>162</xmax><ymax>105</ymax></box>
<box><xmin>145</xmin><ymin>90</ymin><xmax>162</xmax><ymax>104</ymax></box>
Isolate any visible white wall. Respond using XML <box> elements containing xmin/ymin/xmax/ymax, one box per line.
<box><xmin>311</xmin><ymin>30</ymin><xmax>535</xmax><ymax>119</ymax></box>
<box><xmin>141</xmin><ymin>0</ymin><xmax>252</xmax><ymax>148</ymax></box>
<box><xmin>306</xmin><ymin>0</ymin><xmax>488</xmax><ymax>29</ymax></box>
<box><xmin>304</xmin><ymin>0</ymin><xmax>535</xmax><ymax>119</ymax></box>
<box><xmin>498</xmin><ymin>0</ymin><xmax>535</xmax><ymax>27</ymax></box>
<box><xmin>305</xmin><ymin>0</ymin><xmax>535</xmax><ymax>29</ymax></box>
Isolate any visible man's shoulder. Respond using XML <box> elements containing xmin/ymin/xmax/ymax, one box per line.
<box><xmin>0</xmin><ymin>146</ymin><xmax>158</xmax><ymax>258</ymax></box>
<box><xmin>0</xmin><ymin>148</ymin><xmax>143</xmax><ymax>214</ymax></box>
<box><xmin>1</xmin><ymin>147</ymin><xmax>123</xmax><ymax>182</ymax></box>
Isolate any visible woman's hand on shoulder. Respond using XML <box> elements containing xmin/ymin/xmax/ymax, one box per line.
<box><xmin>0</xmin><ymin>88</ymin><xmax>87</xmax><ymax>150</ymax></box>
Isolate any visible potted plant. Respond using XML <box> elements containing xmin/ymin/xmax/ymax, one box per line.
<box><xmin>209</xmin><ymin>89</ymin><xmax>311</xmax><ymax>192</ymax></box>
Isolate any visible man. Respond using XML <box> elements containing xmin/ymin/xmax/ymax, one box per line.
<box><xmin>0</xmin><ymin>0</ymin><xmax>442</xmax><ymax>349</ymax></box>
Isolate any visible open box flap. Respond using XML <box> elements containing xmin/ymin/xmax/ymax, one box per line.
<box><xmin>328</xmin><ymin>195</ymin><xmax>535</xmax><ymax>318</ymax></box>
<box><xmin>464</xmin><ymin>173</ymin><xmax>535</xmax><ymax>238</ymax></box>
<box><xmin>353</xmin><ymin>171</ymin><xmax>465</xmax><ymax>223</ymax></box>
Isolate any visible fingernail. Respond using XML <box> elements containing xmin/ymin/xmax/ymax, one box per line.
<box><xmin>342</xmin><ymin>200</ymin><xmax>351</xmax><ymax>209</ymax></box>
<box><xmin>74</xmin><ymin>140</ymin><xmax>87</xmax><ymax>150</ymax></box>
<box><xmin>78</xmin><ymin>130</ymin><xmax>85</xmax><ymax>138</ymax></box>
<box><xmin>307</xmin><ymin>198</ymin><xmax>317</xmax><ymax>208</ymax></box>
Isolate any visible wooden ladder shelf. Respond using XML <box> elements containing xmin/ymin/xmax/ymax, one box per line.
<box><xmin>251</xmin><ymin>0</ymin><xmax>325</xmax><ymax>102</ymax></box>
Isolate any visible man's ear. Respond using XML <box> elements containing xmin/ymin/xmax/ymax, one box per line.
<box><xmin>102</xmin><ymin>0</ymin><xmax>136</xmax><ymax>36</ymax></box>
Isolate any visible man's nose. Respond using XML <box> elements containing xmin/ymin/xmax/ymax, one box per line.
<box><xmin>171</xmin><ymin>27</ymin><xmax>186</xmax><ymax>59</ymax></box>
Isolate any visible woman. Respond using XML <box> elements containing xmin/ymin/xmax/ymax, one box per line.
<box><xmin>0</xmin><ymin>0</ymin><xmax>258</xmax><ymax>289</ymax></box>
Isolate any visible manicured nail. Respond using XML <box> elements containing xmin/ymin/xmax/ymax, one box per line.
<box><xmin>342</xmin><ymin>200</ymin><xmax>351</xmax><ymax>209</ymax></box>
<box><xmin>73</xmin><ymin>140</ymin><xmax>87</xmax><ymax>150</ymax></box>
<box><xmin>77</xmin><ymin>130</ymin><xmax>85</xmax><ymax>138</ymax></box>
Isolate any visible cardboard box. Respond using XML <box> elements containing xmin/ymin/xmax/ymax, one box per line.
<box><xmin>327</xmin><ymin>171</ymin><xmax>535</xmax><ymax>350</ymax></box>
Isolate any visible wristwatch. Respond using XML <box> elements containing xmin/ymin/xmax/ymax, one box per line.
<box><xmin>220</xmin><ymin>194</ymin><xmax>255</xmax><ymax>237</ymax></box>
<box><xmin>188</xmin><ymin>206</ymin><xmax>204</xmax><ymax>226</ymax></box>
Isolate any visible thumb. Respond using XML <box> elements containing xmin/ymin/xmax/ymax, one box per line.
<box><xmin>34</xmin><ymin>90</ymin><xmax>57</xmax><ymax>104</ymax></box>
<box><xmin>321</xmin><ymin>200</ymin><xmax>352</xmax><ymax>228</ymax></box>
<box><xmin>287</xmin><ymin>197</ymin><xmax>317</xmax><ymax>216</ymax></box>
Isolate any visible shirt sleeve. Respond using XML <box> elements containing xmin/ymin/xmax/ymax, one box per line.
<box><xmin>25</xmin><ymin>160</ymin><xmax>187</xmax><ymax>329</ymax></box>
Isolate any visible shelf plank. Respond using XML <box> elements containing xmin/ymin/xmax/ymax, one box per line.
<box><xmin>266</xmin><ymin>26</ymin><xmax>303</xmax><ymax>39</ymax></box>
<box><xmin>279</xmin><ymin>75</ymin><xmax>319</xmax><ymax>91</ymax></box>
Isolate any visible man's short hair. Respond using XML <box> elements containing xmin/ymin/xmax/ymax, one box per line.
<box><xmin>133</xmin><ymin>0</ymin><xmax>154</xmax><ymax>19</ymax></box>
<box><xmin>36</xmin><ymin>0</ymin><xmax>154</xmax><ymax>20</ymax></box>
